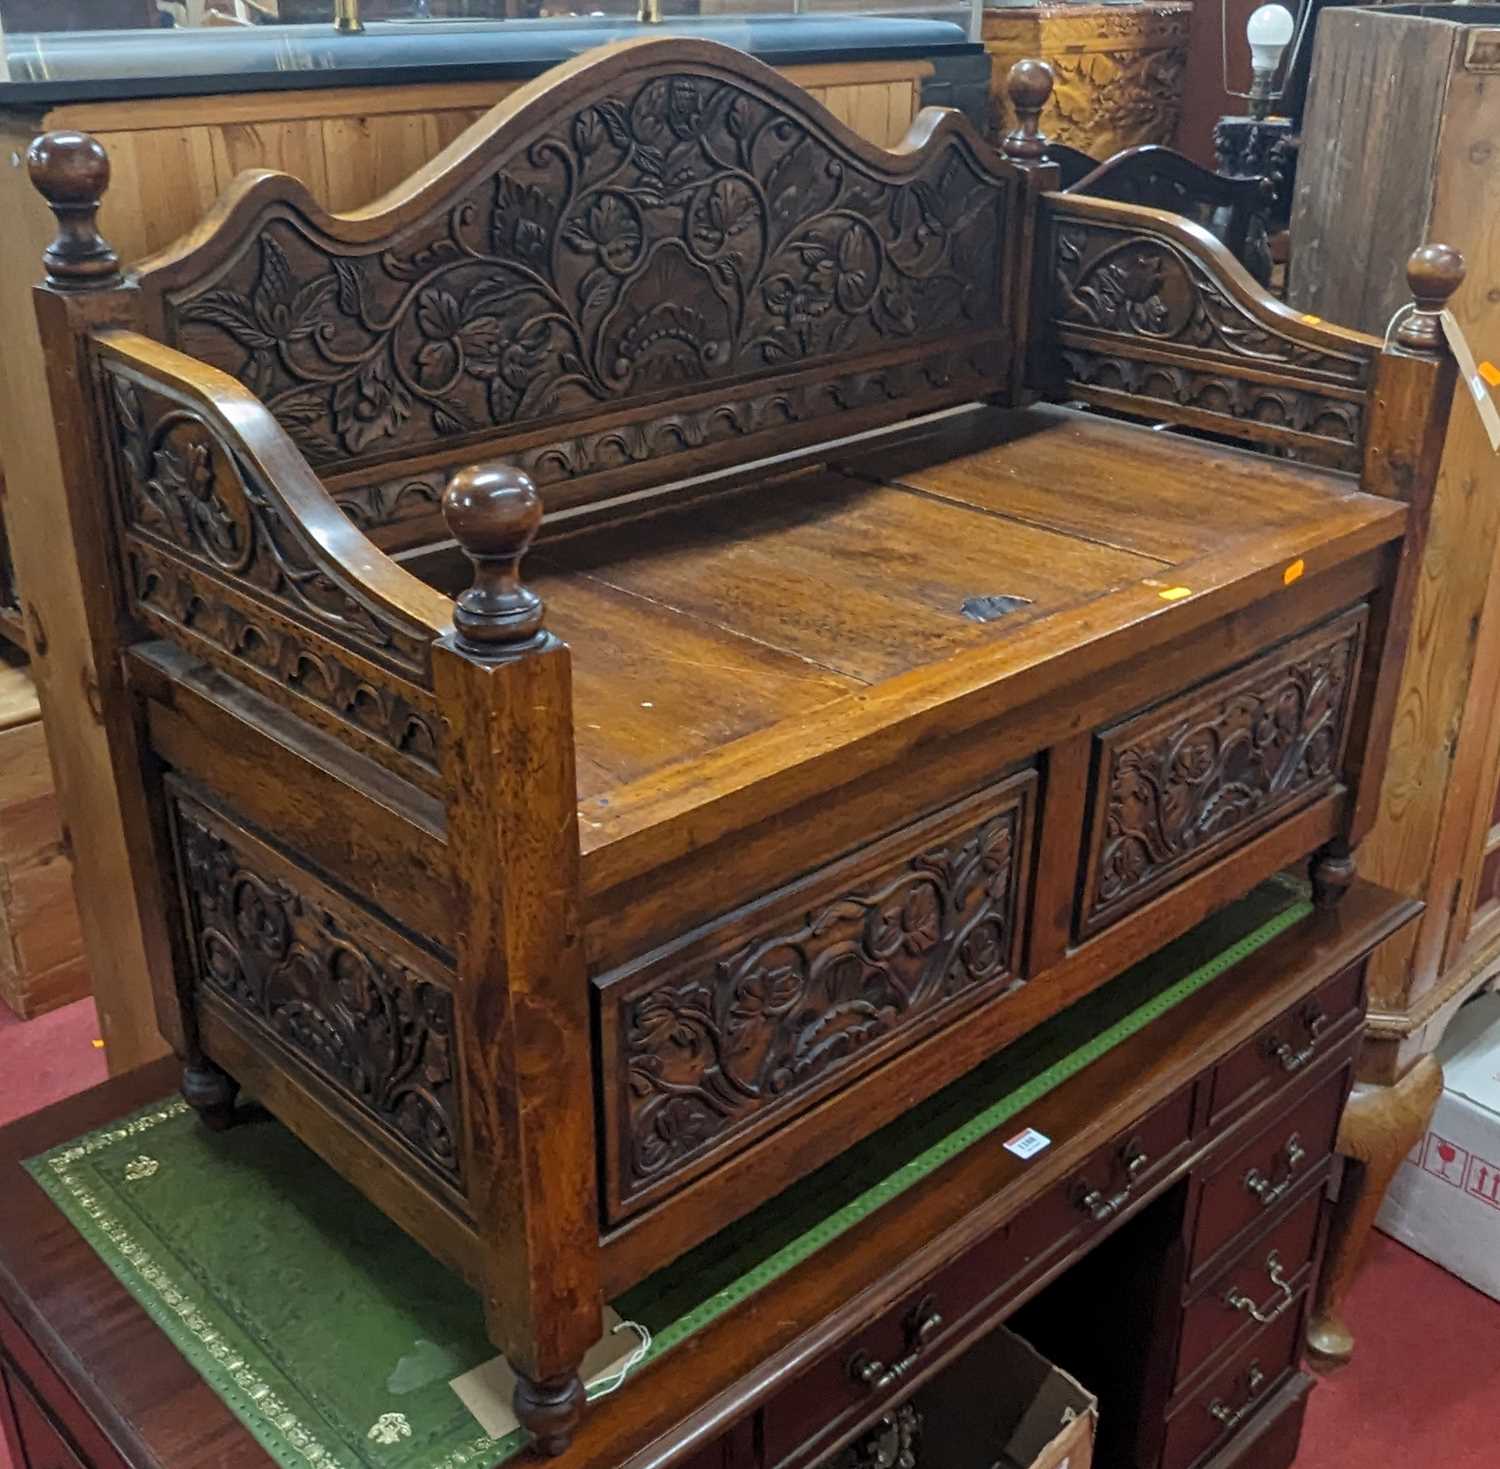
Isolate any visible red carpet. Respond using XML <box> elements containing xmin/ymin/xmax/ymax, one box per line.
<box><xmin>1295</xmin><ymin>1231</ymin><xmax>1500</xmax><ymax>1467</ymax></box>
<box><xmin>0</xmin><ymin>995</ymin><xmax>107</xmax><ymax>1130</ymax></box>
<box><xmin>1</xmin><ymin>1007</ymin><xmax>1497</xmax><ymax>1468</ymax></box>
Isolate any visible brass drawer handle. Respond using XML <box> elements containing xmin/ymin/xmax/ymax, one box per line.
<box><xmin>1209</xmin><ymin>1362</ymin><xmax>1267</xmax><ymax>1431</ymax></box>
<box><xmin>1264</xmin><ymin>1007</ymin><xmax>1328</xmax><ymax>1074</ymax></box>
<box><xmin>1244</xmin><ymin>1134</ymin><xmax>1307</xmax><ymax>1208</ymax></box>
<box><xmin>1076</xmin><ymin>1143</ymin><xmax>1150</xmax><ymax>1224</ymax></box>
<box><xmin>849</xmin><ymin>1295</ymin><xmax>944</xmax><ymax>1393</ymax></box>
<box><xmin>1224</xmin><ymin>1250</ymin><xmax>1296</xmax><ymax>1324</ymax></box>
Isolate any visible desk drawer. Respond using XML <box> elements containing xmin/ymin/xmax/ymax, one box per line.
<box><xmin>1175</xmin><ymin>1178</ymin><xmax>1325</xmax><ymax>1393</ymax></box>
<box><xmin>1189</xmin><ymin>1060</ymin><xmax>1350</xmax><ymax>1278</ymax></box>
<box><xmin>1077</xmin><ymin>607</ymin><xmax>1366</xmax><ymax>939</ymax></box>
<box><xmin>762</xmin><ymin>1084</ymin><xmax>1194</xmax><ymax>1469</ymax></box>
<box><xmin>1161</xmin><ymin>1293</ymin><xmax>1304</xmax><ymax>1469</ymax></box>
<box><xmin>597</xmin><ymin>771</ymin><xmax>1037</xmax><ymax>1222</ymax></box>
<box><xmin>4</xmin><ymin>1370</ymin><xmax>87</xmax><ymax>1469</ymax></box>
<box><xmin>1208</xmin><ymin>962</ymin><xmax>1364</xmax><ymax>1132</ymax></box>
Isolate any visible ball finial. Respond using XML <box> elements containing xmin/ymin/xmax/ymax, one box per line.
<box><xmin>26</xmin><ymin>131</ymin><xmax>120</xmax><ymax>289</ymax></box>
<box><xmin>1396</xmin><ymin>243</ymin><xmax>1466</xmax><ymax>353</ymax></box>
<box><xmin>442</xmin><ymin>463</ymin><xmax>546</xmax><ymax>653</ymax></box>
<box><xmin>1003</xmin><ymin>59</ymin><xmax>1055</xmax><ymax>163</ymax></box>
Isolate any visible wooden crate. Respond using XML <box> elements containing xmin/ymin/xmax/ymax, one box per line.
<box><xmin>0</xmin><ymin>651</ymin><xmax>87</xmax><ymax>1020</ymax></box>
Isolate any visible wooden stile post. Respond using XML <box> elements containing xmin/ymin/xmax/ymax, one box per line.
<box><xmin>22</xmin><ymin>131</ymin><xmax>178</xmax><ymax>1070</ymax></box>
<box><xmin>998</xmin><ymin>60</ymin><xmax>1061</xmax><ymax>404</ymax></box>
<box><xmin>431</xmin><ymin>464</ymin><xmax>601</xmax><ymax>1456</ymax></box>
<box><xmin>1312</xmin><ymin>244</ymin><xmax>1464</xmax><ymax>909</ymax></box>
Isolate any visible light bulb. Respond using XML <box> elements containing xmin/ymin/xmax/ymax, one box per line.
<box><xmin>1246</xmin><ymin>3</ymin><xmax>1295</xmax><ymax>75</ymax></box>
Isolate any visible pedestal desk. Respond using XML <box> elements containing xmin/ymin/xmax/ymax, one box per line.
<box><xmin>1</xmin><ymin>881</ymin><xmax>1418</xmax><ymax>1469</ymax></box>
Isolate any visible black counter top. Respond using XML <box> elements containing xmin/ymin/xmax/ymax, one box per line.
<box><xmin>0</xmin><ymin>16</ymin><xmax>978</xmax><ymax>108</ymax></box>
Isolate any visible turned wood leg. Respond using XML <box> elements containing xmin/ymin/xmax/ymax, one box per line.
<box><xmin>1309</xmin><ymin>839</ymin><xmax>1356</xmax><ymax>910</ymax></box>
<box><xmin>514</xmin><ymin>1370</ymin><xmax>585</xmax><ymax>1457</ymax></box>
<box><xmin>181</xmin><ymin>1059</ymin><xmax>240</xmax><ymax>1133</ymax></box>
<box><xmin>1306</xmin><ymin>1054</ymin><xmax>1443</xmax><ymax>1371</ymax></box>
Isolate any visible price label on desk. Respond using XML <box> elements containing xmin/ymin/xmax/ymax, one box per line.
<box><xmin>1004</xmin><ymin>1127</ymin><xmax>1052</xmax><ymax>1160</ymax></box>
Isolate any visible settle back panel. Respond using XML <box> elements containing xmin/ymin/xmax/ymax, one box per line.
<box><xmin>24</xmin><ymin>37</ymin><xmax>1460</xmax><ymax>1454</ymax></box>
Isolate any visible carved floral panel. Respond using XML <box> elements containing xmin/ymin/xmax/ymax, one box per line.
<box><xmin>1050</xmin><ymin>212</ymin><xmax>1372</xmax><ymax>465</ymax></box>
<box><xmin>164</xmin><ymin>69</ymin><xmax>1014</xmax><ymax>474</ymax></box>
<box><xmin>607</xmin><ymin>779</ymin><xmax>1035</xmax><ymax>1213</ymax></box>
<box><xmin>173</xmin><ymin>792</ymin><xmax>462</xmax><ymax>1186</ymax></box>
<box><xmin>1081</xmin><ymin>608</ymin><xmax>1368</xmax><ymax>936</ymax></box>
<box><xmin>102</xmin><ymin>368</ymin><xmax>443</xmax><ymax>780</ymax></box>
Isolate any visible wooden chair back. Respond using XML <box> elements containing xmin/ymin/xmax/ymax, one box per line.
<box><xmin>1064</xmin><ymin>144</ymin><xmax>1272</xmax><ymax>285</ymax></box>
<box><xmin>132</xmin><ymin>38</ymin><xmax>1033</xmax><ymax>548</ymax></box>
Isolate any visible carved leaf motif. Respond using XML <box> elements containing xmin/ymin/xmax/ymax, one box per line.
<box><xmin>1088</xmin><ymin>619</ymin><xmax>1363</xmax><ymax>928</ymax></box>
<box><xmin>1054</xmin><ymin>217</ymin><xmax>1369</xmax><ymax>383</ymax></box>
<box><xmin>110</xmin><ymin>374</ymin><xmax>442</xmax><ymax>781</ymax></box>
<box><xmin>166</xmin><ymin>68</ymin><xmax>1010</xmax><ymax>469</ymax></box>
<box><xmin>175</xmin><ymin>799</ymin><xmax>460</xmax><ymax>1183</ymax></box>
<box><xmin>620</xmin><ymin>802</ymin><xmax>1029</xmax><ymax>1194</ymax></box>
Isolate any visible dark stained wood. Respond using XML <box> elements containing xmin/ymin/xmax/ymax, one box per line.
<box><xmin>597</xmin><ymin>771</ymin><xmax>1037</xmax><ymax>1222</ymax></box>
<box><xmin>543</xmin><ymin>577</ymin><xmax>860</xmax><ymax>802</ymax></box>
<box><xmin>134</xmin><ymin>39</ymin><xmax>1027</xmax><ymax>525</ymax></box>
<box><xmin>0</xmin><ymin>880</ymin><xmax>1416</xmax><ymax>1469</ymax></box>
<box><xmin>1066</xmin><ymin>144</ymin><xmax>1273</xmax><ymax>285</ymax></box>
<box><xmin>1038</xmin><ymin>191</ymin><xmax>1381</xmax><ymax>470</ymax></box>
<box><xmin>19</xmin><ymin>35</ymin><xmax>1464</xmax><ymax>1453</ymax></box>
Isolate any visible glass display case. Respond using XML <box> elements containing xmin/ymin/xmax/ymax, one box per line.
<box><xmin>0</xmin><ymin>3</ymin><xmax>981</xmax><ymax>103</ymax></box>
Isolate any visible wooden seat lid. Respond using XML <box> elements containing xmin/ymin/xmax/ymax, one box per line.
<box><xmin>482</xmin><ymin>404</ymin><xmax>1404</xmax><ymax>806</ymax></box>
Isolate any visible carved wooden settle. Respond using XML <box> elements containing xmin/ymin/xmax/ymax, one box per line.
<box><xmin>22</xmin><ymin>41</ymin><xmax>1463</xmax><ymax>1458</ymax></box>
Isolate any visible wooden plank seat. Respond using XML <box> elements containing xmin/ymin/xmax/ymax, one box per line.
<box><xmin>413</xmin><ymin>405</ymin><xmax>1402</xmax><ymax>804</ymax></box>
<box><xmin>22</xmin><ymin>39</ymin><xmax>1462</xmax><ymax>1457</ymax></box>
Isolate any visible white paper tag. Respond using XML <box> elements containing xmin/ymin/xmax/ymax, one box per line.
<box><xmin>1004</xmin><ymin>1126</ymin><xmax>1051</xmax><ymax>1160</ymax></box>
<box><xmin>449</xmin><ymin>1308</ymin><xmax>634</xmax><ymax>1439</ymax></box>
<box><xmin>1440</xmin><ymin>309</ymin><xmax>1500</xmax><ymax>454</ymax></box>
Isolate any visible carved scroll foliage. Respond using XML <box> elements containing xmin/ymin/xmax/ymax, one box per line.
<box><xmin>1085</xmin><ymin>612</ymin><xmax>1366</xmax><ymax>934</ymax></box>
<box><xmin>129</xmin><ymin>543</ymin><xmax>441</xmax><ymax>777</ymax></box>
<box><xmin>107</xmin><ymin>373</ymin><xmax>430</xmax><ymax>674</ymax></box>
<box><xmin>165</xmin><ymin>70</ymin><xmax>1013</xmax><ymax>473</ymax></box>
<box><xmin>174</xmin><ymin>796</ymin><xmax>461</xmax><ymax>1185</ymax></box>
<box><xmin>1056</xmin><ymin>220</ymin><xmax>1364</xmax><ymax>380</ymax></box>
<box><xmin>339</xmin><ymin>344</ymin><xmax>994</xmax><ymax>513</ymax></box>
<box><xmin>104</xmin><ymin>370</ymin><xmax>442</xmax><ymax>777</ymax></box>
<box><xmin>1051</xmin><ymin>214</ymin><xmax>1371</xmax><ymax>461</ymax></box>
<box><xmin>620</xmin><ymin>801</ymin><xmax>1029</xmax><ymax>1198</ymax></box>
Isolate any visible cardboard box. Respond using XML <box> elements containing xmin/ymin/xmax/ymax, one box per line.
<box><xmin>1377</xmin><ymin>990</ymin><xmax>1500</xmax><ymax>1300</ymax></box>
<box><xmin>913</xmin><ymin>1324</ymin><xmax>1097</xmax><ymax>1469</ymax></box>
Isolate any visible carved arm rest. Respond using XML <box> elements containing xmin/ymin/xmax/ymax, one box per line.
<box><xmin>93</xmin><ymin>329</ymin><xmax>456</xmax><ymax>788</ymax></box>
<box><xmin>1038</xmin><ymin>192</ymin><xmax>1383</xmax><ymax>469</ymax></box>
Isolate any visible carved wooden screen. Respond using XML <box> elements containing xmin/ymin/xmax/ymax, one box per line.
<box><xmin>1042</xmin><ymin>194</ymin><xmax>1379</xmax><ymax>472</ymax></box>
<box><xmin>135</xmin><ymin>38</ymin><xmax>1025</xmax><ymax>534</ymax></box>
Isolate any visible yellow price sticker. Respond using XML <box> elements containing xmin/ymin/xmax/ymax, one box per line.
<box><xmin>1283</xmin><ymin>558</ymin><xmax>1305</xmax><ymax>586</ymax></box>
<box><xmin>1301</xmin><ymin>314</ymin><xmax>1322</xmax><ymax>325</ymax></box>
<box><xmin>1158</xmin><ymin>586</ymin><xmax>1192</xmax><ymax>602</ymax></box>
<box><xmin>1480</xmin><ymin>361</ymin><xmax>1500</xmax><ymax>388</ymax></box>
